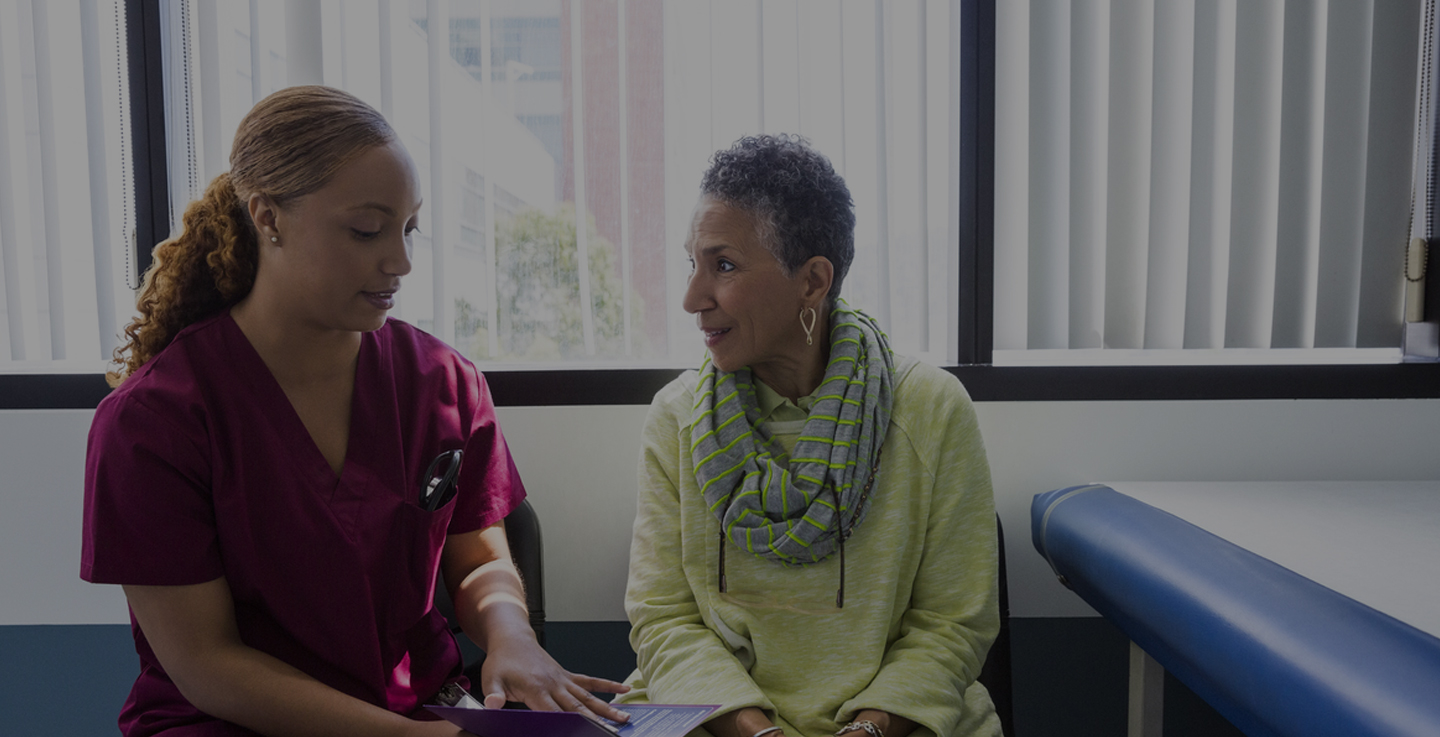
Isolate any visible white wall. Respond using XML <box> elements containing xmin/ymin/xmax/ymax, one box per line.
<box><xmin>0</xmin><ymin>410</ymin><xmax>129</xmax><ymax>624</ymax></box>
<box><xmin>5</xmin><ymin>397</ymin><xmax>1440</xmax><ymax>626</ymax></box>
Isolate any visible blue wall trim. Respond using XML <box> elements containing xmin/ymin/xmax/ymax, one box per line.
<box><xmin>0</xmin><ymin>624</ymin><xmax>136</xmax><ymax>736</ymax></box>
<box><xmin>2</xmin><ymin>619</ymin><xmax>1241</xmax><ymax>737</ymax></box>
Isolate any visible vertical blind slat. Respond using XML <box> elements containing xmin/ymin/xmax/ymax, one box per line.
<box><xmin>797</xmin><ymin>0</ymin><xmax>844</xmax><ymax>164</ymax></box>
<box><xmin>338</xmin><ymin>1</ymin><xmax>349</xmax><ymax>90</ymax></box>
<box><xmin>1103</xmin><ymin>0</ymin><xmax>1154</xmax><ymax>350</ymax></box>
<box><xmin>618</xmin><ymin>0</ymin><xmax>632</xmax><ymax>357</ymax></box>
<box><xmin>945</xmin><ymin>0</ymin><xmax>961</xmax><ymax>360</ymax></box>
<box><xmin>915</xmin><ymin>0</ymin><xmax>928</xmax><ymax>352</ymax></box>
<box><xmin>197</xmin><ymin>0</ymin><xmax>225</xmax><ymax>186</ymax></box>
<box><xmin>49</xmin><ymin>0</ymin><xmax>104</xmax><ymax>362</ymax></box>
<box><xmin>1270</xmin><ymin>0</ymin><xmax>1328</xmax><ymax>349</ymax></box>
<box><xmin>1069</xmin><ymin>0</ymin><xmax>1108</xmax><ymax>351</ymax></box>
<box><xmin>1355</xmin><ymin>0</ymin><xmax>1421</xmax><ymax>347</ymax></box>
<box><xmin>569</xmin><ymin>0</ymin><xmax>596</xmax><ymax>356</ymax></box>
<box><xmin>836</xmin><ymin>0</ymin><xmax>869</xmax><ymax>321</ymax></box>
<box><xmin>663</xmin><ymin>0</ymin><xmax>711</xmax><ymax>358</ymax></box>
<box><xmin>1225</xmin><ymin>0</ymin><xmax>1284</xmax><ymax>349</ymax></box>
<box><xmin>376</xmin><ymin>0</ymin><xmax>397</xmax><ymax>319</ymax></box>
<box><xmin>841</xmin><ymin>0</ymin><xmax>880</xmax><ymax>321</ymax></box>
<box><xmin>756</xmin><ymin>0</ymin><xmax>765</xmax><ymax>132</ymax></box>
<box><xmin>761</xmin><ymin>1</ymin><xmax>802</xmax><ymax>140</ymax></box>
<box><xmin>54</xmin><ymin>1</ymin><xmax>107</xmax><ymax>361</ymax></box>
<box><xmin>0</xmin><ymin>1</ymin><xmax>42</xmax><ymax>361</ymax></box>
<box><xmin>249</xmin><ymin>0</ymin><xmax>264</xmax><ymax>104</ymax></box>
<box><xmin>339</xmin><ymin>2</ymin><xmax>383</xmax><ymax>116</ymax></box>
<box><xmin>164</xmin><ymin>1</ymin><xmax>200</xmax><ymax>235</ymax></box>
<box><xmin>993</xmin><ymin>0</ymin><xmax>1028</xmax><ymax>351</ymax></box>
<box><xmin>482</xmin><ymin>0</ymin><xmax>499</xmax><ymax>358</ymax></box>
<box><xmin>320</xmin><ymin>0</ymin><xmax>343</xmax><ymax>89</ymax></box>
<box><xmin>1183</xmin><ymin>0</ymin><xmax>1236</xmax><ymax>349</ymax></box>
<box><xmin>1027</xmin><ymin>0</ymin><xmax>1069</xmax><ymax>350</ymax></box>
<box><xmin>1143</xmin><ymin>0</ymin><xmax>1195</xmax><ymax>350</ymax></box>
<box><xmin>885</xmin><ymin>0</ymin><xmax>922</xmax><ymax>352</ymax></box>
<box><xmin>82</xmin><ymin>0</ymin><xmax>119</xmax><ymax>360</ymax></box>
<box><xmin>928</xmin><ymin>0</ymin><xmax>958</xmax><ymax>357</ymax></box>
<box><xmin>871</xmin><ymin>0</ymin><xmax>892</xmax><ymax>331</ymax></box>
<box><xmin>34</xmin><ymin>0</ymin><xmax>68</xmax><ymax>359</ymax></box>
<box><xmin>709</xmin><ymin>1</ymin><xmax>759</xmax><ymax>152</ymax></box>
<box><xmin>286</xmin><ymin>1</ymin><xmax>323</xmax><ymax>86</ymax></box>
<box><xmin>90</xmin><ymin>0</ymin><xmax>131</xmax><ymax>360</ymax></box>
<box><xmin>41</xmin><ymin>0</ymin><xmax>103</xmax><ymax>362</ymax></box>
<box><xmin>220</xmin><ymin>1</ymin><xmax>248</xmax><ymax>172</ymax></box>
<box><xmin>1314</xmin><ymin>0</ymin><xmax>1373</xmax><ymax>348</ymax></box>
<box><xmin>426</xmin><ymin>0</ymin><xmax>451</xmax><ymax>343</ymax></box>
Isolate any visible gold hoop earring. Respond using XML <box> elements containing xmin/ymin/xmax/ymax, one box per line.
<box><xmin>800</xmin><ymin>307</ymin><xmax>818</xmax><ymax>346</ymax></box>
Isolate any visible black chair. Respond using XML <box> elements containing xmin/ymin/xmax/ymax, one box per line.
<box><xmin>976</xmin><ymin>514</ymin><xmax>1015</xmax><ymax>737</ymax></box>
<box><xmin>433</xmin><ymin>498</ymin><xmax>547</xmax><ymax>684</ymax></box>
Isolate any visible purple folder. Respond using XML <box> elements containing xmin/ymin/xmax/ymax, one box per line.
<box><xmin>427</xmin><ymin>703</ymin><xmax>718</xmax><ymax>737</ymax></box>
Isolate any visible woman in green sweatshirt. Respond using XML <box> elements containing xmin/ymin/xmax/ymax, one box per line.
<box><xmin>617</xmin><ymin>134</ymin><xmax>1003</xmax><ymax>737</ymax></box>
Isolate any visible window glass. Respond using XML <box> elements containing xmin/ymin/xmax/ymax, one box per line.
<box><xmin>156</xmin><ymin>0</ymin><xmax>962</xmax><ymax>368</ymax></box>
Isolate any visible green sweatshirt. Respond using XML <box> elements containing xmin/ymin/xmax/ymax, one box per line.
<box><xmin>618</xmin><ymin>356</ymin><xmax>1002</xmax><ymax>737</ymax></box>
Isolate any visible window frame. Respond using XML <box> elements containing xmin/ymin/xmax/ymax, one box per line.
<box><xmin>4</xmin><ymin>0</ymin><xmax>1440</xmax><ymax>412</ymax></box>
<box><xmin>128</xmin><ymin>0</ymin><xmax>167</xmax><ymax>286</ymax></box>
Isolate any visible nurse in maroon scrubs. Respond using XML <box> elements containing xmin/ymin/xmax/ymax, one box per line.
<box><xmin>80</xmin><ymin>85</ymin><xmax>627</xmax><ymax>736</ymax></box>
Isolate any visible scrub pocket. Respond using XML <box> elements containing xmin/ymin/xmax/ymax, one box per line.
<box><xmin>391</xmin><ymin>493</ymin><xmax>458</xmax><ymax>625</ymax></box>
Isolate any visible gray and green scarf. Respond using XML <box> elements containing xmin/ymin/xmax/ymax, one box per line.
<box><xmin>690</xmin><ymin>302</ymin><xmax>895</xmax><ymax>566</ymax></box>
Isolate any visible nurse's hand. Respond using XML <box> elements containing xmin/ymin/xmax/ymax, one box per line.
<box><xmin>441</xmin><ymin>523</ymin><xmax>630</xmax><ymax>722</ymax></box>
<box><xmin>476</xmin><ymin>637</ymin><xmax>631</xmax><ymax>722</ymax></box>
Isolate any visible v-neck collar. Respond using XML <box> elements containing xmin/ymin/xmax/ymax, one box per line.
<box><xmin>220</xmin><ymin>310</ymin><xmax>369</xmax><ymax>494</ymax></box>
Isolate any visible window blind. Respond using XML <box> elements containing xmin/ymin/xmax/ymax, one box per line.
<box><xmin>994</xmin><ymin>0</ymin><xmax>1421</xmax><ymax>366</ymax></box>
<box><xmin>0</xmin><ymin>0</ymin><xmax>133</xmax><ymax>372</ymax></box>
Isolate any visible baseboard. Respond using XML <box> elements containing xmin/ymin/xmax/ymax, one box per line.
<box><xmin>0</xmin><ymin>619</ymin><xmax>1242</xmax><ymax>737</ymax></box>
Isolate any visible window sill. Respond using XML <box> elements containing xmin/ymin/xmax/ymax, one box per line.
<box><xmin>5</xmin><ymin>361</ymin><xmax>1440</xmax><ymax>410</ymax></box>
<box><xmin>991</xmin><ymin>347</ymin><xmax>1403</xmax><ymax>367</ymax></box>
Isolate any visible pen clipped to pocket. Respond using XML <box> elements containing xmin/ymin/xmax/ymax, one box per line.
<box><xmin>420</xmin><ymin>449</ymin><xmax>463</xmax><ymax>511</ymax></box>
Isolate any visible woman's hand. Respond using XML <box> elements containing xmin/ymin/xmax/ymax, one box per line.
<box><xmin>475</xmin><ymin>637</ymin><xmax>630</xmax><ymax>721</ymax></box>
<box><xmin>836</xmin><ymin>709</ymin><xmax>914</xmax><ymax>737</ymax></box>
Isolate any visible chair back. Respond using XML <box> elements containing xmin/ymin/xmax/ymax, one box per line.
<box><xmin>977</xmin><ymin>514</ymin><xmax>1014</xmax><ymax>736</ymax></box>
<box><xmin>503</xmin><ymin>498</ymin><xmax>546</xmax><ymax>646</ymax></box>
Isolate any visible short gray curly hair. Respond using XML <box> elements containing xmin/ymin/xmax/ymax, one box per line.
<box><xmin>699</xmin><ymin>134</ymin><xmax>855</xmax><ymax>301</ymax></box>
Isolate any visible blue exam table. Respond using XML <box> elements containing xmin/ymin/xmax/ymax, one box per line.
<box><xmin>1031</xmin><ymin>481</ymin><xmax>1440</xmax><ymax>737</ymax></box>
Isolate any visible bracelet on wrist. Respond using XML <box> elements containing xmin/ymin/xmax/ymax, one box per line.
<box><xmin>836</xmin><ymin>720</ymin><xmax>884</xmax><ymax>737</ymax></box>
<box><xmin>751</xmin><ymin>727</ymin><xmax>784</xmax><ymax>737</ymax></box>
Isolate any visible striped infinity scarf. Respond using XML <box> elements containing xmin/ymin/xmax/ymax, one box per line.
<box><xmin>690</xmin><ymin>303</ymin><xmax>895</xmax><ymax>566</ymax></box>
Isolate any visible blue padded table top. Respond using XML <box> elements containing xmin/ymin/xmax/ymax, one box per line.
<box><xmin>1099</xmin><ymin>481</ymin><xmax>1440</xmax><ymax>638</ymax></box>
<box><xmin>1032</xmin><ymin>481</ymin><xmax>1440</xmax><ymax>737</ymax></box>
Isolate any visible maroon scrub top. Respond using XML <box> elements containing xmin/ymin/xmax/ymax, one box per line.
<box><xmin>81</xmin><ymin>311</ymin><xmax>526</xmax><ymax>736</ymax></box>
